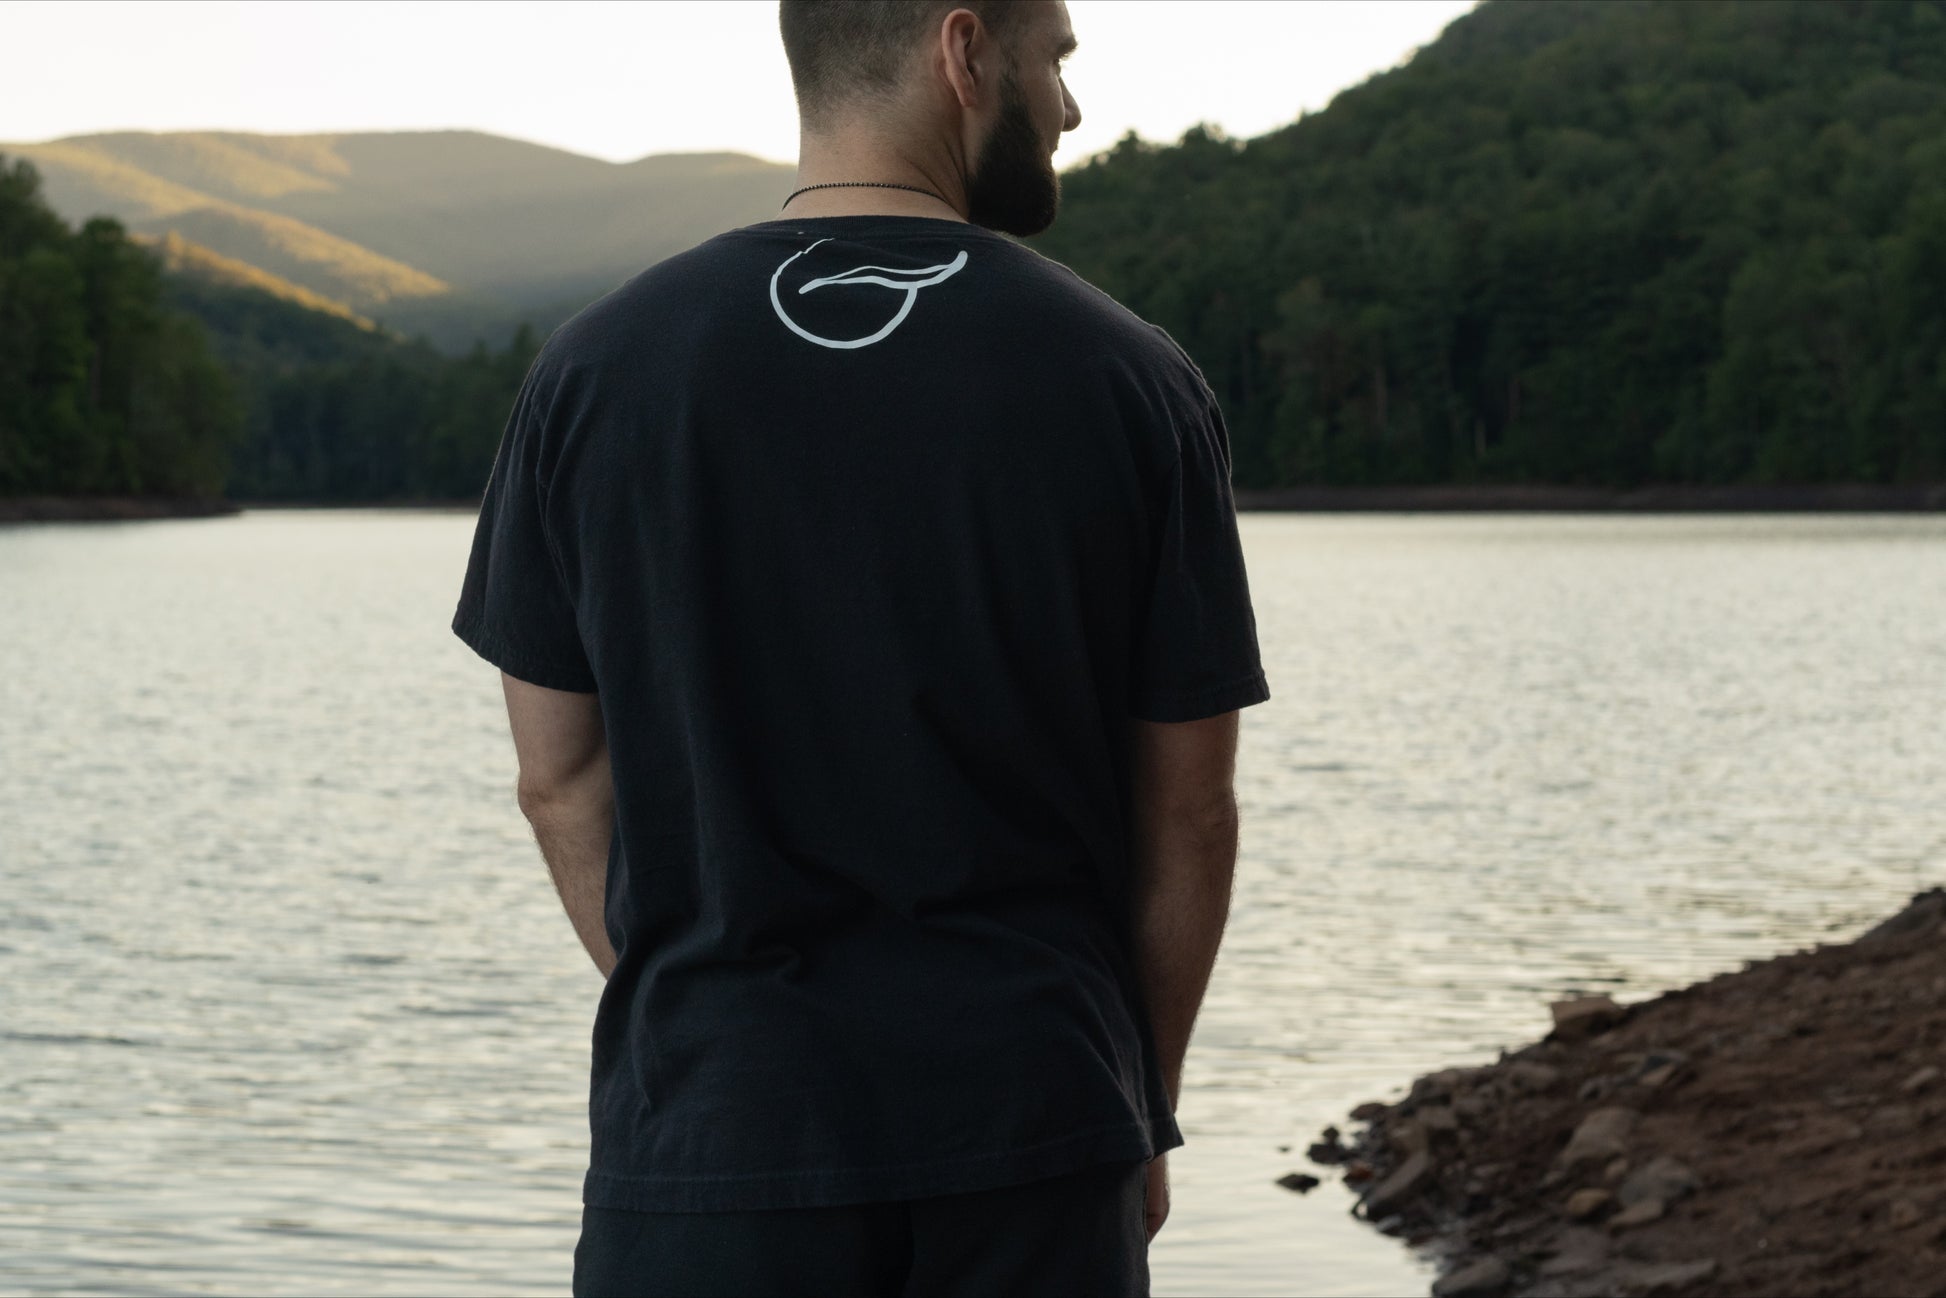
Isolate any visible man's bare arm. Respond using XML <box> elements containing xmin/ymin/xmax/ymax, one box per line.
<box><xmin>502</xmin><ymin>672</ymin><xmax>617</xmax><ymax>979</ymax></box>
<box><xmin>1126</xmin><ymin>709</ymin><xmax>1242</xmax><ymax>1112</ymax></box>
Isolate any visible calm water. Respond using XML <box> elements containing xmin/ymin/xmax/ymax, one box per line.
<box><xmin>4</xmin><ymin>509</ymin><xmax>1944</xmax><ymax>1297</ymax></box>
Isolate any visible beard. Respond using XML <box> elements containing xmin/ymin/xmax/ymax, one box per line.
<box><xmin>965</xmin><ymin>69</ymin><xmax>1060</xmax><ymax>237</ymax></box>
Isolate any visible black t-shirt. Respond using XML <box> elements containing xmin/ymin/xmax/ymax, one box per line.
<box><xmin>452</xmin><ymin>214</ymin><xmax>1270</xmax><ymax>1214</ymax></box>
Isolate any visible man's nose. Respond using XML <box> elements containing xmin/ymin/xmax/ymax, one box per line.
<box><xmin>1063</xmin><ymin>85</ymin><xmax>1082</xmax><ymax>134</ymax></box>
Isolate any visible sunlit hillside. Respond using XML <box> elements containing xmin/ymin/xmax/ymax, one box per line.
<box><xmin>1</xmin><ymin>130</ymin><xmax>795</xmax><ymax>350</ymax></box>
<box><xmin>137</xmin><ymin>230</ymin><xmax>376</xmax><ymax>330</ymax></box>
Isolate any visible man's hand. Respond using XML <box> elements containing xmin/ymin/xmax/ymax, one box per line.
<box><xmin>1145</xmin><ymin>1152</ymin><xmax>1170</xmax><ymax>1244</ymax></box>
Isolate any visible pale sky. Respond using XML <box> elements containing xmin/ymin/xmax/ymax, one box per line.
<box><xmin>1</xmin><ymin>0</ymin><xmax>1476</xmax><ymax>168</ymax></box>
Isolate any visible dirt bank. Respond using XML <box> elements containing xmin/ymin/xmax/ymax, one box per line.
<box><xmin>1305</xmin><ymin>887</ymin><xmax>1946</xmax><ymax>1298</ymax></box>
<box><xmin>0</xmin><ymin>495</ymin><xmax>240</xmax><ymax>523</ymax></box>
<box><xmin>1234</xmin><ymin>483</ymin><xmax>1946</xmax><ymax>511</ymax></box>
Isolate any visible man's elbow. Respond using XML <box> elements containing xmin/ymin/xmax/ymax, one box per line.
<box><xmin>515</xmin><ymin>772</ymin><xmax>610</xmax><ymax>825</ymax></box>
<box><xmin>514</xmin><ymin>776</ymin><xmax>554</xmax><ymax>823</ymax></box>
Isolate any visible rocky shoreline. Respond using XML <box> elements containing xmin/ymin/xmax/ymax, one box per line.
<box><xmin>0</xmin><ymin>495</ymin><xmax>240</xmax><ymax>523</ymax></box>
<box><xmin>9</xmin><ymin>486</ymin><xmax>1944</xmax><ymax>522</ymax></box>
<box><xmin>1303</xmin><ymin>888</ymin><xmax>1946</xmax><ymax>1298</ymax></box>
<box><xmin>1234</xmin><ymin>483</ymin><xmax>1946</xmax><ymax>511</ymax></box>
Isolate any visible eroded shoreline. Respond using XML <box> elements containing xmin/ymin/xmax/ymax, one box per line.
<box><xmin>1234</xmin><ymin>483</ymin><xmax>1946</xmax><ymax>512</ymax></box>
<box><xmin>0</xmin><ymin>496</ymin><xmax>240</xmax><ymax>523</ymax></box>
<box><xmin>8</xmin><ymin>482</ymin><xmax>1946</xmax><ymax>524</ymax></box>
<box><xmin>1307</xmin><ymin>888</ymin><xmax>1946</xmax><ymax>1298</ymax></box>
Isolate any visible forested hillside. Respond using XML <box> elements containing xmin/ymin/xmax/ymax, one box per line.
<box><xmin>1</xmin><ymin>154</ymin><xmax>538</xmax><ymax>503</ymax></box>
<box><xmin>176</xmin><ymin>268</ymin><xmax>537</xmax><ymax>501</ymax></box>
<box><xmin>11</xmin><ymin>0</ymin><xmax>1945</xmax><ymax>505</ymax></box>
<box><xmin>1032</xmin><ymin>0</ymin><xmax>1946</xmax><ymax>489</ymax></box>
<box><xmin>0</xmin><ymin>156</ymin><xmax>239</xmax><ymax>497</ymax></box>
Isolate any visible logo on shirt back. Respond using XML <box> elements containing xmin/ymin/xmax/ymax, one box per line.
<box><xmin>768</xmin><ymin>238</ymin><xmax>969</xmax><ymax>350</ymax></box>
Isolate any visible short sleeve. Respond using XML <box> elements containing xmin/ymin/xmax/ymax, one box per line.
<box><xmin>1127</xmin><ymin>387</ymin><xmax>1271</xmax><ymax>723</ymax></box>
<box><xmin>450</xmin><ymin>358</ymin><xmax>598</xmax><ymax>694</ymax></box>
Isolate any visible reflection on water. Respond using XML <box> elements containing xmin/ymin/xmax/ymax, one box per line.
<box><xmin>2</xmin><ymin>509</ymin><xmax>1943</xmax><ymax>1296</ymax></box>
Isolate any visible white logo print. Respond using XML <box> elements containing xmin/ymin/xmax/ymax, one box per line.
<box><xmin>768</xmin><ymin>238</ymin><xmax>969</xmax><ymax>350</ymax></box>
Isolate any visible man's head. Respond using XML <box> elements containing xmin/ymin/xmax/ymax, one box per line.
<box><xmin>778</xmin><ymin>0</ymin><xmax>1082</xmax><ymax>236</ymax></box>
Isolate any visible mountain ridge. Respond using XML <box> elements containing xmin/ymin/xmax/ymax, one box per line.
<box><xmin>1</xmin><ymin>128</ymin><xmax>796</xmax><ymax>349</ymax></box>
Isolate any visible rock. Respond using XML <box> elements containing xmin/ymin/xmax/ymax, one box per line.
<box><xmin>1349</xmin><ymin>1101</ymin><xmax>1389</xmax><ymax>1121</ymax></box>
<box><xmin>1577</xmin><ymin>1075</ymin><xmax>1617</xmax><ymax>1103</ymax></box>
<box><xmin>1601</xmin><ymin>1155</ymin><xmax>1631</xmax><ymax>1186</ymax></box>
<box><xmin>1550</xmin><ymin>993</ymin><xmax>1626</xmax><ymax>1040</ymax></box>
<box><xmin>1888</xmin><ymin>1199</ymin><xmax>1922</xmax><ymax>1229</ymax></box>
<box><xmin>1411</xmin><ymin>1066</ymin><xmax>1494</xmax><ymax>1105</ymax></box>
<box><xmin>1391</xmin><ymin>1118</ymin><xmax>1430</xmax><ymax>1155</ymax></box>
<box><xmin>1638</xmin><ymin>1062</ymin><xmax>1683</xmax><ymax>1088</ymax></box>
<box><xmin>1419</xmin><ymin>1104</ymin><xmax>1460</xmax><ymax>1135</ymax></box>
<box><xmin>1276</xmin><ymin>1171</ymin><xmax>1320</xmax><ymax>1194</ymax></box>
<box><xmin>1608</xmin><ymin>1196</ymin><xmax>1666</xmax><ymax>1230</ymax></box>
<box><xmin>1627</xmin><ymin>1048</ymin><xmax>1690</xmax><ymax>1090</ymax></box>
<box><xmin>1630</xmin><ymin>1047</ymin><xmax>1689</xmax><ymax>1076</ymax></box>
<box><xmin>1865</xmin><ymin>1104</ymin><xmax>1918</xmax><ymax>1134</ymax></box>
<box><xmin>1619</xmin><ymin>1258</ymin><xmax>1721</xmax><ymax>1293</ymax></box>
<box><xmin>1344</xmin><ymin>1159</ymin><xmax>1375</xmax><ymax>1184</ymax></box>
<box><xmin>1900</xmin><ymin>1065</ymin><xmax>1940</xmax><ymax>1095</ymax></box>
<box><xmin>1536</xmin><ymin>1227</ymin><xmax>1612</xmax><ymax>1276</ymax></box>
<box><xmin>1858</xmin><ymin>886</ymin><xmax>1946</xmax><ymax>945</ymax></box>
<box><xmin>1564</xmin><ymin>1187</ymin><xmax>1612</xmax><ymax>1220</ymax></box>
<box><xmin>1556</xmin><ymin>1106</ymin><xmax>1639</xmax><ymax>1170</ymax></box>
<box><xmin>1308</xmin><ymin>1127</ymin><xmax>1349</xmax><ymax>1165</ymax></box>
<box><xmin>1506</xmin><ymin>1061</ymin><xmax>1563</xmax><ymax>1093</ymax></box>
<box><xmin>1430</xmin><ymin>1255</ymin><xmax>1511</xmax><ymax>1298</ymax></box>
<box><xmin>1360</xmin><ymin>1149</ymin><xmax>1436</xmax><ymax>1220</ymax></box>
<box><xmin>1617</xmin><ymin>1155</ymin><xmax>1700</xmax><ymax>1208</ymax></box>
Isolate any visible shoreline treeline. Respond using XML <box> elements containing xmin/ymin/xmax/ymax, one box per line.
<box><xmin>0</xmin><ymin>156</ymin><xmax>239</xmax><ymax>497</ymax></box>
<box><xmin>1030</xmin><ymin>0</ymin><xmax>1946</xmax><ymax>491</ymax></box>
<box><xmin>170</xmin><ymin>266</ymin><xmax>536</xmax><ymax>501</ymax></box>
<box><xmin>0</xmin><ymin>154</ymin><xmax>540</xmax><ymax>504</ymax></box>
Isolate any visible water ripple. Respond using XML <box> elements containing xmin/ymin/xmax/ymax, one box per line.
<box><xmin>2</xmin><ymin>510</ymin><xmax>1943</xmax><ymax>1296</ymax></box>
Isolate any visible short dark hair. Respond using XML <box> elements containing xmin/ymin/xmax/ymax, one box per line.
<box><xmin>779</xmin><ymin>0</ymin><xmax>1019</xmax><ymax>130</ymax></box>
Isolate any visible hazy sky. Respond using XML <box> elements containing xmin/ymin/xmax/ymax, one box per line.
<box><xmin>1</xmin><ymin>0</ymin><xmax>1476</xmax><ymax>168</ymax></box>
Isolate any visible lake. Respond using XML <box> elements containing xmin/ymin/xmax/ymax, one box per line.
<box><xmin>3</xmin><ymin>509</ymin><xmax>1943</xmax><ymax>1296</ymax></box>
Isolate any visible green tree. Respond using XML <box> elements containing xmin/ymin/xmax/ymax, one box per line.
<box><xmin>1033</xmin><ymin>0</ymin><xmax>1946</xmax><ymax>490</ymax></box>
<box><xmin>0</xmin><ymin>155</ymin><xmax>242</xmax><ymax>497</ymax></box>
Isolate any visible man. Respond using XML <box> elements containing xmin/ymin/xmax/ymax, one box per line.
<box><xmin>451</xmin><ymin>1</ymin><xmax>1269</xmax><ymax>1293</ymax></box>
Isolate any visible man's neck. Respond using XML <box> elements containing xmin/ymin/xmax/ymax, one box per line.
<box><xmin>784</xmin><ymin>133</ymin><xmax>970</xmax><ymax>224</ymax></box>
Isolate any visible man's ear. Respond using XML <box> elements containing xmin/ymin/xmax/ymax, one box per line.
<box><xmin>936</xmin><ymin>6</ymin><xmax>995</xmax><ymax>112</ymax></box>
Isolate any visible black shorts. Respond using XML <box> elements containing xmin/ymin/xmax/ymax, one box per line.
<box><xmin>572</xmin><ymin>1155</ymin><xmax>1151</xmax><ymax>1297</ymax></box>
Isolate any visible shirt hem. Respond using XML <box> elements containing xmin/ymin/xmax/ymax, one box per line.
<box><xmin>1129</xmin><ymin>668</ymin><xmax>1270</xmax><ymax>723</ymax></box>
<box><xmin>582</xmin><ymin>1115</ymin><xmax>1184</xmax><ymax>1214</ymax></box>
<box><xmin>451</xmin><ymin>604</ymin><xmax>597</xmax><ymax>694</ymax></box>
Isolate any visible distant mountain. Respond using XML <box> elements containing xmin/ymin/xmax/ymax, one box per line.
<box><xmin>1</xmin><ymin>130</ymin><xmax>795</xmax><ymax>351</ymax></box>
<box><xmin>138</xmin><ymin>229</ymin><xmax>377</xmax><ymax>330</ymax></box>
